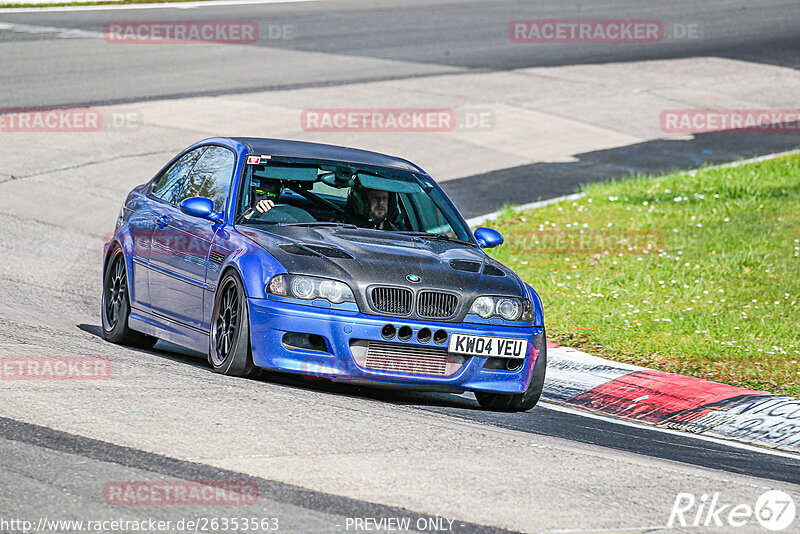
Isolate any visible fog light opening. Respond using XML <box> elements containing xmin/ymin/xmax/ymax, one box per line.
<box><xmin>282</xmin><ymin>332</ymin><xmax>328</xmax><ymax>353</ymax></box>
<box><xmin>381</xmin><ymin>324</ymin><xmax>397</xmax><ymax>340</ymax></box>
<box><xmin>398</xmin><ymin>325</ymin><xmax>413</xmax><ymax>342</ymax></box>
<box><xmin>417</xmin><ymin>327</ymin><xmax>432</xmax><ymax>343</ymax></box>
<box><xmin>433</xmin><ymin>329</ymin><xmax>448</xmax><ymax>345</ymax></box>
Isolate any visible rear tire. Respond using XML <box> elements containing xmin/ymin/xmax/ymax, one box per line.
<box><xmin>209</xmin><ymin>271</ymin><xmax>256</xmax><ymax>377</ymax></box>
<box><xmin>475</xmin><ymin>332</ymin><xmax>547</xmax><ymax>412</ymax></box>
<box><xmin>101</xmin><ymin>246</ymin><xmax>158</xmax><ymax>349</ymax></box>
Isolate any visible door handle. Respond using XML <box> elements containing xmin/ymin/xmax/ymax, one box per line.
<box><xmin>156</xmin><ymin>215</ymin><xmax>169</xmax><ymax>229</ymax></box>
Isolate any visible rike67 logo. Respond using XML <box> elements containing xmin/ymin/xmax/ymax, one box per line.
<box><xmin>669</xmin><ymin>490</ymin><xmax>796</xmax><ymax>531</ymax></box>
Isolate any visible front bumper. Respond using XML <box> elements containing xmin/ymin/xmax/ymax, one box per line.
<box><xmin>248</xmin><ymin>297</ymin><xmax>544</xmax><ymax>394</ymax></box>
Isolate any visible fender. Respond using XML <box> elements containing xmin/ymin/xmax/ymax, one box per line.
<box><xmin>525</xmin><ymin>283</ymin><xmax>545</xmax><ymax>327</ymax></box>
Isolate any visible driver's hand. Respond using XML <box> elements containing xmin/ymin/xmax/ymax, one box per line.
<box><xmin>255</xmin><ymin>199</ymin><xmax>274</xmax><ymax>213</ymax></box>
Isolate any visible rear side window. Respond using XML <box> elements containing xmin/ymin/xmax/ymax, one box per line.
<box><xmin>181</xmin><ymin>146</ymin><xmax>236</xmax><ymax>211</ymax></box>
<box><xmin>150</xmin><ymin>147</ymin><xmax>206</xmax><ymax>204</ymax></box>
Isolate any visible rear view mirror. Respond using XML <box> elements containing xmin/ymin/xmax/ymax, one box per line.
<box><xmin>180</xmin><ymin>197</ymin><xmax>224</xmax><ymax>223</ymax></box>
<box><xmin>474</xmin><ymin>227</ymin><xmax>504</xmax><ymax>248</ymax></box>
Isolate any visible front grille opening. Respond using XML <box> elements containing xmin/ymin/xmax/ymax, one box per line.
<box><xmin>417</xmin><ymin>328</ymin><xmax>432</xmax><ymax>343</ymax></box>
<box><xmin>397</xmin><ymin>325</ymin><xmax>413</xmax><ymax>341</ymax></box>
<box><xmin>417</xmin><ymin>291</ymin><xmax>458</xmax><ymax>319</ymax></box>
<box><xmin>371</xmin><ymin>286</ymin><xmax>413</xmax><ymax>315</ymax></box>
<box><xmin>381</xmin><ymin>324</ymin><xmax>397</xmax><ymax>340</ymax></box>
<box><xmin>433</xmin><ymin>329</ymin><xmax>448</xmax><ymax>345</ymax></box>
<box><xmin>350</xmin><ymin>340</ymin><xmax>468</xmax><ymax>377</ymax></box>
<box><xmin>282</xmin><ymin>332</ymin><xmax>328</xmax><ymax>353</ymax></box>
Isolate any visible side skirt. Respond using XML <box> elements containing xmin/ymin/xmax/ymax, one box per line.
<box><xmin>129</xmin><ymin>307</ymin><xmax>209</xmax><ymax>354</ymax></box>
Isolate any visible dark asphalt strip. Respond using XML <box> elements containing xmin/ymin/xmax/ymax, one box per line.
<box><xmin>412</xmin><ymin>402</ymin><xmax>800</xmax><ymax>485</ymax></box>
<box><xmin>443</xmin><ymin>130</ymin><xmax>800</xmax><ymax>218</ymax></box>
<box><xmin>0</xmin><ymin>69</ymin><xmax>486</xmax><ymax>111</ymax></box>
<box><xmin>196</xmin><ymin>376</ymin><xmax>800</xmax><ymax>485</ymax></box>
<box><xmin>0</xmin><ymin>416</ymin><xmax>518</xmax><ymax>534</ymax></box>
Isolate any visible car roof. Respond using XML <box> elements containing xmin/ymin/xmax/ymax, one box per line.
<box><xmin>231</xmin><ymin>137</ymin><xmax>424</xmax><ymax>173</ymax></box>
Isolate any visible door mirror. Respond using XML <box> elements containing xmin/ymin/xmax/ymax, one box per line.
<box><xmin>474</xmin><ymin>227</ymin><xmax>504</xmax><ymax>249</ymax></box>
<box><xmin>180</xmin><ymin>197</ymin><xmax>223</xmax><ymax>223</ymax></box>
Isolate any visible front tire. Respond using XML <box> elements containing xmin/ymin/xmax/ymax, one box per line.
<box><xmin>475</xmin><ymin>332</ymin><xmax>547</xmax><ymax>412</ymax></box>
<box><xmin>101</xmin><ymin>246</ymin><xmax>158</xmax><ymax>349</ymax></box>
<box><xmin>209</xmin><ymin>271</ymin><xmax>256</xmax><ymax>377</ymax></box>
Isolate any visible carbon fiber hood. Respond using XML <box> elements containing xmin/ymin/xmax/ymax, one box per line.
<box><xmin>240</xmin><ymin>225</ymin><xmax>523</xmax><ymax>320</ymax></box>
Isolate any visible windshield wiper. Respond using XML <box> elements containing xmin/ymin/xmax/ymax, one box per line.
<box><xmin>397</xmin><ymin>231</ymin><xmax>475</xmax><ymax>246</ymax></box>
<box><xmin>282</xmin><ymin>222</ymin><xmax>357</xmax><ymax>228</ymax></box>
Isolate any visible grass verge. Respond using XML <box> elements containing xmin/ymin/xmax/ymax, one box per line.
<box><xmin>486</xmin><ymin>153</ymin><xmax>800</xmax><ymax>396</ymax></box>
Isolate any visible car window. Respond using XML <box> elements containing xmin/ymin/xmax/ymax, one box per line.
<box><xmin>181</xmin><ymin>146</ymin><xmax>236</xmax><ymax>211</ymax></box>
<box><xmin>403</xmin><ymin>191</ymin><xmax>457</xmax><ymax>235</ymax></box>
<box><xmin>309</xmin><ymin>179</ymin><xmax>348</xmax><ymax>199</ymax></box>
<box><xmin>150</xmin><ymin>147</ymin><xmax>206</xmax><ymax>204</ymax></box>
<box><xmin>235</xmin><ymin>162</ymin><xmax>471</xmax><ymax>241</ymax></box>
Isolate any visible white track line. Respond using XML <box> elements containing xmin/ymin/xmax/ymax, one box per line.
<box><xmin>540</xmin><ymin>401</ymin><xmax>800</xmax><ymax>461</ymax></box>
<box><xmin>466</xmin><ymin>149</ymin><xmax>800</xmax><ymax>227</ymax></box>
<box><xmin>0</xmin><ymin>21</ymin><xmax>101</xmax><ymax>38</ymax></box>
<box><xmin>547</xmin><ymin>525</ymin><xmax>670</xmax><ymax>534</ymax></box>
<box><xmin>0</xmin><ymin>0</ymin><xmax>321</xmax><ymax>13</ymax></box>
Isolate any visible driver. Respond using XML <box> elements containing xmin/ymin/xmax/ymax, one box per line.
<box><xmin>243</xmin><ymin>178</ymin><xmax>281</xmax><ymax>220</ymax></box>
<box><xmin>345</xmin><ymin>181</ymin><xmax>404</xmax><ymax>230</ymax></box>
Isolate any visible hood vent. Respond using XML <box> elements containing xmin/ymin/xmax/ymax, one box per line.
<box><xmin>278</xmin><ymin>244</ymin><xmax>316</xmax><ymax>256</ymax></box>
<box><xmin>278</xmin><ymin>243</ymin><xmax>353</xmax><ymax>259</ymax></box>
<box><xmin>304</xmin><ymin>244</ymin><xmax>354</xmax><ymax>259</ymax></box>
<box><xmin>449</xmin><ymin>259</ymin><xmax>481</xmax><ymax>273</ymax></box>
<box><xmin>482</xmin><ymin>263</ymin><xmax>506</xmax><ymax>277</ymax></box>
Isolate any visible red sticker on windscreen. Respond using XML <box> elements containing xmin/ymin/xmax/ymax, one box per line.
<box><xmin>246</xmin><ymin>156</ymin><xmax>261</xmax><ymax>164</ymax></box>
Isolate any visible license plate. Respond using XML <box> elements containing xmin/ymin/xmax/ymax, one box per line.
<box><xmin>448</xmin><ymin>333</ymin><xmax>527</xmax><ymax>359</ymax></box>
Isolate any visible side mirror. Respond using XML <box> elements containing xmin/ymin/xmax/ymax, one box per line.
<box><xmin>180</xmin><ymin>197</ymin><xmax>224</xmax><ymax>223</ymax></box>
<box><xmin>474</xmin><ymin>227</ymin><xmax>504</xmax><ymax>249</ymax></box>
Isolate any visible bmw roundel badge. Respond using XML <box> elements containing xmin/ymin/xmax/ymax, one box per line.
<box><xmin>407</xmin><ymin>274</ymin><xmax>421</xmax><ymax>283</ymax></box>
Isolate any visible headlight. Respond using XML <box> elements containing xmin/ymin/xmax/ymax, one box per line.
<box><xmin>469</xmin><ymin>296</ymin><xmax>533</xmax><ymax>322</ymax></box>
<box><xmin>497</xmin><ymin>299</ymin><xmax>521</xmax><ymax>320</ymax></box>
<box><xmin>268</xmin><ymin>274</ymin><xmax>355</xmax><ymax>304</ymax></box>
<box><xmin>318</xmin><ymin>279</ymin><xmax>347</xmax><ymax>304</ymax></box>
<box><xmin>471</xmin><ymin>297</ymin><xmax>495</xmax><ymax>318</ymax></box>
<box><xmin>291</xmin><ymin>277</ymin><xmax>315</xmax><ymax>299</ymax></box>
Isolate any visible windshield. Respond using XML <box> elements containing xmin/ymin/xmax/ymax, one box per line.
<box><xmin>235</xmin><ymin>159</ymin><xmax>474</xmax><ymax>243</ymax></box>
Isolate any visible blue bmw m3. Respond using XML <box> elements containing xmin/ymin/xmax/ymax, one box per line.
<box><xmin>102</xmin><ymin>137</ymin><xmax>547</xmax><ymax>411</ymax></box>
